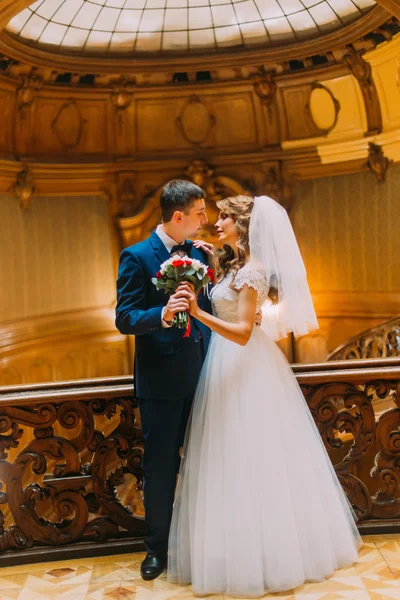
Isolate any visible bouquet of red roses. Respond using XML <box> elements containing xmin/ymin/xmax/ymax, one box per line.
<box><xmin>152</xmin><ymin>254</ymin><xmax>214</xmax><ymax>336</ymax></box>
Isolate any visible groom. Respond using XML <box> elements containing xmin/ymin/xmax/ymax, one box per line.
<box><xmin>115</xmin><ymin>180</ymin><xmax>212</xmax><ymax>581</ymax></box>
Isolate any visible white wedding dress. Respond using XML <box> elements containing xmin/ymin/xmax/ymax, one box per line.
<box><xmin>168</xmin><ymin>264</ymin><xmax>362</xmax><ymax>597</ymax></box>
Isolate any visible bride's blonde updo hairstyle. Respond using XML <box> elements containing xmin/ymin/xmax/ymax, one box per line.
<box><xmin>216</xmin><ymin>195</ymin><xmax>254</xmax><ymax>278</ymax></box>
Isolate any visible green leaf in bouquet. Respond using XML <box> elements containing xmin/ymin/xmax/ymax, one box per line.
<box><xmin>165</xmin><ymin>279</ymin><xmax>176</xmax><ymax>290</ymax></box>
<box><xmin>196</xmin><ymin>271</ymin><xmax>204</xmax><ymax>280</ymax></box>
<box><xmin>186</xmin><ymin>274</ymin><xmax>197</xmax><ymax>285</ymax></box>
<box><xmin>151</xmin><ymin>277</ymin><xmax>158</xmax><ymax>285</ymax></box>
<box><xmin>185</xmin><ymin>266</ymin><xmax>195</xmax><ymax>276</ymax></box>
<box><xmin>165</xmin><ymin>265</ymin><xmax>176</xmax><ymax>278</ymax></box>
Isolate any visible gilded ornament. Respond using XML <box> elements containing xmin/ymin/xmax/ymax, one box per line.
<box><xmin>110</xmin><ymin>78</ymin><xmax>135</xmax><ymax>111</ymax></box>
<box><xmin>185</xmin><ymin>160</ymin><xmax>214</xmax><ymax>187</ymax></box>
<box><xmin>367</xmin><ymin>142</ymin><xmax>390</xmax><ymax>183</ymax></box>
<box><xmin>252</xmin><ymin>67</ymin><xmax>277</xmax><ymax>107</ymax></box>
<box><xmin>12</xmin><ymin>166</ymin><xmax>34</xmax><ymax>210</ymax></box>
<box><xmin>16</xmin><ymin>74</ymin><xmax>42</xmax><ymax>110</ymax></box>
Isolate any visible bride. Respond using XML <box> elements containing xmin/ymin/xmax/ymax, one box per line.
<box><xmin>167</xmin><ymin>195</ymin><xmax>362</xmax><ymax>597</ymax></box>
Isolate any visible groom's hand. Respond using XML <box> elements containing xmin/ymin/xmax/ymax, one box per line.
<box><xmin>163</xmin><ymin>292</ymin><xmax>190</xmax><ymax>323</ymax></box>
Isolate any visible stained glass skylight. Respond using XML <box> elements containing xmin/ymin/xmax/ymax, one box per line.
<box><xmin>6</xmin><ymin>0</ymin><xmax>376</xmax><ymax>54</ymax></box>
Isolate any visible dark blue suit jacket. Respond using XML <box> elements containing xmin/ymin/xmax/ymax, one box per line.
<box><xmin>115</xmin><ymin>231</ymin><xmax>212</xmax><ymax>400</ymax></box>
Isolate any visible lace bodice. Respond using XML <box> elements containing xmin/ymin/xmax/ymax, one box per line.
<box><xmin>210</xmin><ymin>264</ymin><xmax>269</xmax><ymax>323</ymax></box>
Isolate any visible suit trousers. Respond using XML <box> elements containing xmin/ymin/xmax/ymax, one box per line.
<box><xmin>138</xmin><ymin>393</ymin><xmax>194</xmax><ymax>555</ymax></box>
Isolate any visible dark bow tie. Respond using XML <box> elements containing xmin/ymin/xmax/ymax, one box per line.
<box><xmin>170</xmin><ymin>242</ymin><xmax>192</xmax><ymax>257</ymax></box>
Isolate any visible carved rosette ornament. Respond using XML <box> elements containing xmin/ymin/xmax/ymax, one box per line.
<box><xmin>176</xmin><ymin>96</ymin><xmax>216</xmax><ymax>146</ymax></box>
<box><xmin>12</xmin><ymin>166</ymin><xmax>34</xmax><ymax>210</ymax></box>
<box><xmin>345</xmin><ymin>46</ymin><xmax>382</xmax><ymax>135</ymax></box>
<box><xmin>367</xmin><ymin>142</ymin><xmax>391</xmax><ymax>183</ymax></box>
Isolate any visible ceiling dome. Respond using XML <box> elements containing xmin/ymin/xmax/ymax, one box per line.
<box><xmin>6</xmin><ymin>0</ymin><xmax>376</xmax><ymax>55</ymax></box>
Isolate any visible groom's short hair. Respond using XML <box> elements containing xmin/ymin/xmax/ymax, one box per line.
<box><xmin>160</xmin><ymin>180</ymin><xmax>205</xmax><ymax>222</ymax></box>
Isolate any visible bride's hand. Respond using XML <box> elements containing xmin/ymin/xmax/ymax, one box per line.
<box><xmin>176</xmin><ymin>282</ymin><xmax>200</xmax><ymax>317</ymax></box>
<box><xmin>193</xmin><ymin>240</ymin><xmax>214</xmax><ymax>256</ymax></box>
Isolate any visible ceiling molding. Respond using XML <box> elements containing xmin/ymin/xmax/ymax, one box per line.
<box><xmin>374</xmin><ymin>0</ymin><xmax>400</xmax><ymax>18</ymax></box>
<box><xmin>0</xmin><ymin>5</ymin><xmax>391</xmax><ymax>73</ymax></box>
<box><xmin>0</xmin><ymin>0</ymin><xmax>32</xmax><ymax>29</ymax></box>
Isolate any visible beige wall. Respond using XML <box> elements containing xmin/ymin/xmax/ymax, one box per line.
<box><xmin>0</xmin><ymin>194</ymin><xmax>116</xmax><ymax>323</ymax></box>
<box><xmin>292</xmin><ymin>163</ymin><xmax>400</xmax><ymax>362</ymax></box>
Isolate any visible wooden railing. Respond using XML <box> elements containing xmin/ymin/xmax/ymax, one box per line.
<box><xmin>1</xmin><ymin>358</ymin><xmax>400</xmax><ymax>565</ymax></box>
<box><xmin>327</xmin><ymin>316</ymin><xmax>400</xmax><ymax>360</ymax></box>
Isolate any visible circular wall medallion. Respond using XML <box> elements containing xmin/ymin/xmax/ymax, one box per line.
<box><xmin>308</xmin><ymin>84</ymin><xmax>340</xmax><ymax>133</ymax></box>
<box><xmin>176</xmin><ymin>96</ymin><xmax>216</xmax><ymax>145</ymax></box>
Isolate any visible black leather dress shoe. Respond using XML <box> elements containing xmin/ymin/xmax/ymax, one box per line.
<box><xmin>140</xmin><ymin>553</ymin><xmax>167</xmax><ymax>581</ymax></box>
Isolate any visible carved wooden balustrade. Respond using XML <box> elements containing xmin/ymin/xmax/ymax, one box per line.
<box><xmin>1</xmin><ymin>358</ymin><xmax>400</xmax><ymax>565</ymax></box>
<box><xmin>327</xmin><ymin>316</ymin><xmax>400</xmax><ymax>360</ymax></box>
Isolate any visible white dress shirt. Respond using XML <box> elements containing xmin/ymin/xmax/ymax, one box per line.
<box><xmin>156</xmin><ymin>224</ymin><xmax>184</xmax><ymax>253</ymax></box>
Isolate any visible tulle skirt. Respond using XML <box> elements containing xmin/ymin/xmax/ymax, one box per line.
<box><xmin>168</xmin><ymin>328</ymin><xmax>362</xmax><ymax>597</ymax></box>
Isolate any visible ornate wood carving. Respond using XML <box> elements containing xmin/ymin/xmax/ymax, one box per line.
<box><xmin>110</xmin><ymin>79</ymin><xmax>135</xmax><ymax>112</ymax></box>
<box><xmin>327</xmin><ymin>316</ymin><xmax>400</xmax><ymax>361</ymax></box>
<box><xmin>262</xmin><ymin>162</ymin><xmax>298</xmax><ymax>212</ymax></box>
<box><xmin>2</xmin><ymin>362</ymin><xmax>400</xmax><ymax>560</ymax></box>
<box><xmin>367</xmin><ymin>141</ymin><xmax>391</xmax><ymax>182</ymax></box>
<box><xmin>11</xmin><ymin>165</ymin><xmax>34</xmax><ymax>209</ymax></box>
<box><xmin>110</xmin><ymin>78</ymin><xmax>135</xmax><ymax>152</ymax></box>
<box><xmin>176</xmin><ymin>95</ymin><xmax>216</xmax><ymax>146</ymax></box>
<box><xmin>16</xmin><ymin>74</ymin><xmax>41</xmax><ymax>110</ymax></box>
<box><xmin>300</xmin><ymin>374</ymin><xmax>400</xmax><ymax>523</ymax></box>
<box><xmin>0</xmin><ymin>382</ymin><xmax>145</xmax><ymax>555</ymax></box>
<box><xmin>115</xmin><ymin>165</ymin><xmax>251</xmax><ymax>247</ymax></box>
<box><xmin>116</xmin><ymin>173</ymin><xmax>137</xmax><ymax>218</ymax></box>
<box><xmin>345</xmin><ymin>46</ymin><xmax>383</xmax><ymax>135</ymax></box>
<box><xmin>184</xmin><ymin>160</ymin><xmax>214</xmax><ymax>188</ymax></box>
<box><xmin>252</xmin><ymin>66</ymin><xmax>277</xmax><ymax>123</ymax></box>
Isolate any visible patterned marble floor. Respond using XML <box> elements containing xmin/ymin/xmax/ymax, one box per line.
<box><xmin>1</xmin><ymin>535</ymin><xmax>400</xmax><ymax>600</ymax></box>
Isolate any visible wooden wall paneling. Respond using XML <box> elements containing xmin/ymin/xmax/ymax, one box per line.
<box><xmin>0</xmin><ymin>76</ymin><xmax>15</xmax><ymax>155</ymax></box>
<box><xmin>135</xmin><ymin>88</ymin><xmax>259</xmax><ymax>154</ymax></box>
<box><xmin>208</xmin><ymin>90</ymin><xmax>258</xmax><ymax>148</ymax></box>
<box><xmin>280</xmin><ymin>83</ymin><xmax>338</xmax><ymax>141</ymax></box>
<box><xmin>33</xmin><ymin>91</ymin><xmax>109</xmax><ymax>157</ymax></box>
<box><xmin>0</xmin><ymin>308</ymin><xmax>131</xmax><ymax>385</ymax></box>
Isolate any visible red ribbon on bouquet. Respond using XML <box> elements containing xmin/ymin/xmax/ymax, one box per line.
<box><xmin>183</xmin><ymin>314</ymin><xmax>191</xmax><ymax>338</ymax></box>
